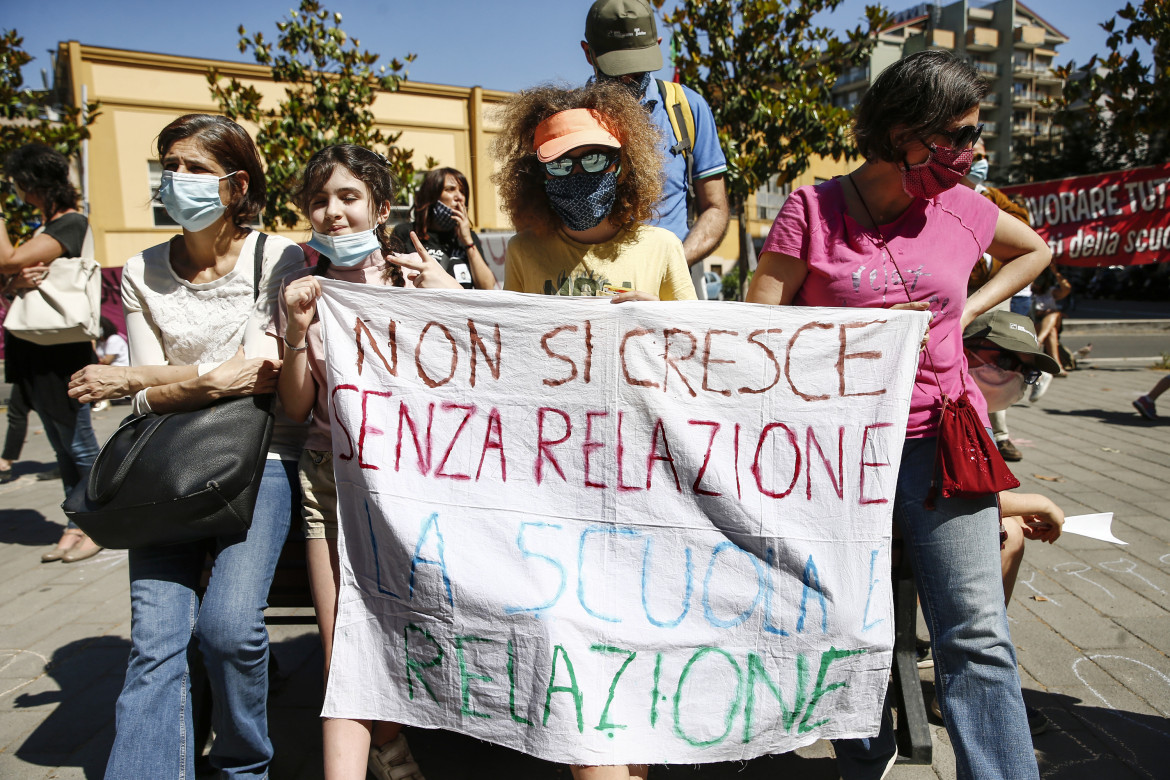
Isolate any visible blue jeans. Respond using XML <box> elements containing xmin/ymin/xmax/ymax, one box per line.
<box><xmin>836</xmin><ymin>437</ymin><xmax>1038</xmax><ymax>780</ymax></box>
<box><xmin>1009</xmin><ymin>295</ymin><xmax>1032</xmax><ymax>317</ymax></box>
<box><xmin>104</xmin><ymin>458</ymin><xmax>298</xmax><ymax>780</ymax></box>
<box><xmin>39</xmin><ymin>404</ymin><xmax>101</xmax><ymax>528</ymax></box>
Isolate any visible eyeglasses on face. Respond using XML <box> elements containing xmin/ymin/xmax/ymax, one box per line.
<box><xmin>542</xmin><ymin>150</ymin><xmax>620</xmax><ymax>177</ymax></box>
<box><xmin>974</xmin><ymin>347</ymin><xmax>1042</xmax><ymax>385</ymax></box>
<box><xmin>939</xmin><ymin>123</ymin><xmax>984</xmax><ymax>150</ymax></box>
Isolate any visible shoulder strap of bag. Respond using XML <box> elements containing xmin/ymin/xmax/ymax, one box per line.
<box><xmin>656</xmin><ymin>79</ymin><xmax>696</xmax><ymax>208</ymax></box>
<box><xmin>253</xmin><ymin>232</ymin><xmax>268</xmax><ymax>303</ymax></box>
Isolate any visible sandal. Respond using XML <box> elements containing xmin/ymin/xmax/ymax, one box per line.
<box><xmin>43</xmin><ymin>528</ymin><xmax>85</xmax><ymax>563</ymax></box>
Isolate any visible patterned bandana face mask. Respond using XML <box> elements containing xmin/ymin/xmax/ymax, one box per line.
<box><xmin>430</xmin><ymin>200</ymin><xmax>457</xmax><ymax>232</ymax></box>
<box><xmin>544</xmin><ymin>170</ymin><xmax>618</xmax><ymax>232</ymax></box>
<box><xmin>900</xmin><ymin>144</ymin><xmax>974</xmax><ymax>200</ymax></box>
<box><xmin>598</xmin><ymin>70</ymin><xmax>653</xmax><ymax>101</ymax></box>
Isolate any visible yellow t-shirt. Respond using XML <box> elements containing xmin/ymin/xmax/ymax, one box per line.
<box><xmin>504</xmin><ymin>225</ymin><xmax>697</xmax><ymax>301</ymax></box>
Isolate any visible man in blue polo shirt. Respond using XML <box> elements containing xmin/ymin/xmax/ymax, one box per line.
<box><xmin>582</xmin><ymin>0</ymin><xmax>730</xmax><ymax>299</ymax></box>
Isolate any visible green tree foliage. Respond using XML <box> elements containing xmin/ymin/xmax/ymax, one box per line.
<box><xmin>661</xmin><ymin>0</ymin><xmax>887</xmax><ymax>297</ymax></box>
<box><xmin>208</xmin><ymin>0</ymin><xmax>423</xmax><ymax>229</ymax></box>
<box><xmin>1</xmin><ymin>30</ymin><xmax>101</xmax><ymax>242</ymax></box>
<box><xmin>1017</xmin><ymin>0</ymin><xmax>1167</xmax><ymax>181</ymax></box>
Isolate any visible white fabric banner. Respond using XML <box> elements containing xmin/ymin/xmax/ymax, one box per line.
<box><xmin>317</xmin><ymin>282</ymin><xmax>927</xmax><ymax>765</ymax></box>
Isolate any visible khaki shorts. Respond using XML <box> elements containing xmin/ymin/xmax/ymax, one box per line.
<box><xmin>299</xmin><ymin>448</ymin><xmax>337</xmax><ymax>540</ymax></box>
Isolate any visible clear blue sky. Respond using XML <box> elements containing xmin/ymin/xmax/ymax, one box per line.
<box><xmin>6</xmin><ymin>0</ymin><xmax>1128</xmax><ymax>94</ymax></box>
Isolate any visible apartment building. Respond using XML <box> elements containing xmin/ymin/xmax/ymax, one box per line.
<box><xmin>831</xmin><ymin>0</ymin><xmax>1068</xmax><ymax>181</ymax></box>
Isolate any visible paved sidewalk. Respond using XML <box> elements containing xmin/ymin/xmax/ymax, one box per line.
<box><xmin>1</xmin><ymin>360</ymin><xmax>1168</xmax><ymax>779</ymax></box>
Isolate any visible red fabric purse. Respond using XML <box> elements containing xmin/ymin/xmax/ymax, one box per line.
<box><xmin>846</xmin><ymin>176</ymin><xmax>1019</xmax><ymax>508</ymax></box>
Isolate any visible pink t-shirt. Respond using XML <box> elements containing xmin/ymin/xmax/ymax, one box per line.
<box><xmin>275</xmin><ymin>254</ymin><xmax>409</xmax><ymax>451</ymax></box>
<box><xmin>762</xmin><ymin>178</ymin><xmax>1000</xmax><ymax>437</ymax></box>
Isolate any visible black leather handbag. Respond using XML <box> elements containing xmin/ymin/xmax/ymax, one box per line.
<box><xmin>63</xmin><ymin>234</ymin><xmax>276</xmax><ymax>548</ymax></box>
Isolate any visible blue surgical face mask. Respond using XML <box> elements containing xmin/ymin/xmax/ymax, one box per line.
<box><xmin>307</xmin><ymin>229</ymin><xmax>382</xmax><ymax>267</ymax></box>
<box><xmin>966</xmin><ymin>158</ymin><xmax>990</xmax><ymax>187</ymax></box>
<box><xmin>544</xmin><ymin>170</ymin><xmax>618</xmax><ymax>232</ymax></box>
<box><xmin>157</xmin><ymin>170</ymin><xmax>238</xmax><ymax>232</ymax></box>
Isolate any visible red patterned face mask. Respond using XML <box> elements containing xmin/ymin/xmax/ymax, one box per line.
<box><xmin>900</xmin><ymin>143</ymin><xmax>974</xmax><ymax>199</ymax></box>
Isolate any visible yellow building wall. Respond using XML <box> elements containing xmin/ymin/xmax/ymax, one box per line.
<box><xmin>61</xmin><ymin>42</ymin><xmax>511</xmax><ymax>267</ymax></box>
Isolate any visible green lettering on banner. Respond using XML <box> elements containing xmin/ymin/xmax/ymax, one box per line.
<box><xmin>591</xmin><ymin>645</ymin><xmax>637</xmax><ymax>736</ymax></box>
<box><xmin>742</xmin><ymin>652</ymin><xmax>809</xmax><ymax>743</ymax></box>
<box><xmin>672</xmin><ymin>647</ymin><xmax>743</xmax><ymax>748</ymax></box>
<box><xmin>454</xmin><ymin>635</ymin><xmax>493</xmax><ymax>720</ymax></box>
<box><xmin>403</xmin><ymin>623</ymin><xmax>444</xmax><ymax>702</ymax></box>
<box><xmin>507</xmin><ymin>640</ymin><xmax>534</xmax><ymax>726</ymax></box>
<box><xmin>543</xmin><ymin>645</ymin><xmax>584</xmax><ymax>733</ymax></box>
<box><xmin>650</xmin><ymin>652</ymin><xmax>664</xmax><ymax>728</ymax></box>
<box><xmin>799</xmin><ymin>647</ymin><xmax>866</xmax><ymax>733</ymax></box>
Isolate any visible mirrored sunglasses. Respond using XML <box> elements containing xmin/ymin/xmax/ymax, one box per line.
<box><xmin>543</xmin><ymin>150</ymin><xmax>620</xmax><ymax>177</ymax></box>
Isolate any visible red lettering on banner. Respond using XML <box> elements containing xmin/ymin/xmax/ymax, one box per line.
<box><xmin>753</xmin><ymin>423</ymin><xmax>801</xmax><ymax>499</ymax></box>
<box><xmin>860</xmin><ymin>423</ymin><xmax>894</xmax><ymax>505</ymax></box>
<box><xmin>396</xmin><ymin>402</ymin><xmax>433</xmax><ymax>475</ymax></box>
<box><xmin>616</xmin><ymin>411</ymin><xmax>642</xmax><ymax>492</ymax></box>
<box><xmin>662</xmin><ymin>329</ymin><xmax>698</xmax><ymax>398</ymax></box>
<box><xmin>541</xmin><ymin>325</ymin><xmax>578</xmax><ymax>387</ymax></box>
<box><xmin>688</xmin><ymin>420</ymin><xmax>722</xmax><ymax>496</ymax></box>
<box><xmin>415</xmin><ymin>321</ymin><xmax>458</xmax><ymax>388</ymax></box>
<box><xmin>733</xmin><ymin>423</ymin><xmax>742</xmax><ymax>499</ymax></box>
<box><xmin>806</xmin><ymin>426</ymin><xmax>844</xmax><ymax>500</ymax></box>
<box><xmin>739</xmin><ymin>329</ymin><xmax>783</xmax><ymax>394</ymax></box>
<box><xmin>583</xmin><ymin>320</ymin><xmax>593</xmax><ymax>383</ymax></box>
<box><xmin>786</xmin><ymin>323</ymin><xmax>833</xmax><ymax>401</ymax></box>
<box><xmin>535</xmin><ymin>407</ymin><xmax>571</xmax><ymax>485</ymax></box>
<box><xmin>645</xmin><ymin>418</ymin><xmax>681</xmax><ymax>491</ymax></box>
<box><xmin>331</xmin><ymin>384</ymin><xmax>358</xmax><ymax>461</ymax></box>
<box><xmin>476</xmin><ymin>408</ymin><xmax>507</xmax><ymax>482</ymax></box>
<box><xmin>620</xmin><ymin>328</ymin><xmax>660</xmax><ymax>389</ymax></box>
<box><xmin>358</xmin><ymin>390</ymin><xmax>393</xmax><ymax>470</ymax></box>
<box><xmin>468</xmin><ymin>321</ymin><xmax>502</xmax><ymax>387</ymax></box>
<box><xmin>838</xmin><ymin>322</ymin><xmax>887</xmax><ymax>398</ymax></box>
<box><xmin>701</xmin><ymin>330</ymin><xmax>737</xmax><ymax>397</ymax></box>
<box><xmin>354</xmin><ymin>318</ymin><xmax>397</xmax><ymax>376</ymax></box>
<box><xmin>582</xmin><ymin>411</ymin><xmax>609</xmax><ymax>489</ymax></box>
<box><xmin>434</xmin><ymin>403</ymin><xmax>476</xmax><ymax>481</ymax></box>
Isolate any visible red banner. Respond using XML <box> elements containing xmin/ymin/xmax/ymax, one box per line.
<box><xmin>999</xmin><ymin>163</ymin><xmax>1170</xmax><ymax>267</ymax></box>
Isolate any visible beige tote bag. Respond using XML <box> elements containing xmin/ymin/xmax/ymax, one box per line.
<box><xmin>5</xmin><ymin>226</ymin><xmax>102</xmax><ymax>345</ymax></box>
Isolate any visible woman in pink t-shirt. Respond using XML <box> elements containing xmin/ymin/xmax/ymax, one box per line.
<box><xmin>277</xmin><ymin>145</ymin><xmax>459</xmax><ymax>780</ymax></box>
<box><xmin>748</xmin><ymin>51</ymin><xmax>1050</xmax><ymax>779</ymax></box>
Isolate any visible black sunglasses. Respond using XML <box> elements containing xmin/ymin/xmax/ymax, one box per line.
<box><xmin>976</xmin><ymin>347</ymin><xmax>1042</xmax><ymax>385</ymax></box>
<box><xmin>542</xmin><ymin>150</ymin><xmax>620</xmax><ymax>177</ymax></box>
<box><xmin>938</xmin><ymin>123</ymin><xmax>984</xmax><ymax>150</ymax></box>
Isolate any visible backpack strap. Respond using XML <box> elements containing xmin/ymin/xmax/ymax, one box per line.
<box><xmin>656</xmin><ymin>79</ymin><xmax>697</xmax><ymax>223</ymax></box>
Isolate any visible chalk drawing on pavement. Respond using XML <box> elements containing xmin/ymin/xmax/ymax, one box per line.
<box><xmin>1097</xmin><ymin>558</ymin><xmax>1167</xmax><ymax>594</ymax></box>
<box><xmin>1053</xmin><ymin>562</ymin><xmax>1116</xmax><ymax>599</ymax></box>
<box><xmin>0</xmin><ymin>648</ymin><xmax>50</xmax><ymax>699</ymax></box>
<box><xmin>1017</xmin><ymin>570</ymin><xmax>1061</xmax><ymax>607</ymax></box>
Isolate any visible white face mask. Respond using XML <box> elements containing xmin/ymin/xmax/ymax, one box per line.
<box><xmin>307</xmin><ymin>229</ymin><xmax>382</xmax><ymax>267</ymax></box>
<box><xmin>157</xmin><ymin>170</ymin><xmax>238</xmax><ymax>232</ymax></box>
<box><xmin>970</xmin><ymin>363</ymin><xmax>1027</xmax><ymax>412</ymax></box>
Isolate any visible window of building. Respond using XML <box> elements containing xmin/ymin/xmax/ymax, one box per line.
<box><xmin>754</xmin><ymin>174</ymin><xmax>791</xmax><ymax>222</ymax></box>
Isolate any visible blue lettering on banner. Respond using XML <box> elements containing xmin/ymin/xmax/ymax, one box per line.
<box><xmin>641</xmin><ymin>539</ymin><xmax>693</xmax><ymax>628</ymax></box>
<box><xmin>861</xmin><ymin>549</ymin><xmax>884</xmax><ymax>631</ymax></box>
<box><xmin>410</xmin><ymin>512</ymin><xmax>454</xmax><ymax>606</ymax></box>
<box><xmin>365</xmin><ymin>500</ymin><xmax>400</xmax><ymax>598</ymax></box>
<box><xmin>505</xmin><ymin>522</ymin><xmax>566</xmax><ymax>615</ymax></box>
<box><xmin>578</xmin><ymin>525</ymin><xmax>641</xmax><ymax>623</ymax></box>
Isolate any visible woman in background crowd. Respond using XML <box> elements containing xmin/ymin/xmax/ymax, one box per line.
<box><xmin>392</xmin><ymin>166</ymin><xmax>496</xmax><ymax>290</ymax></box>
<box><xmin>0</xmin><ymin>143</ymin><xmax>102</xmax><ymax>562</ymax></box>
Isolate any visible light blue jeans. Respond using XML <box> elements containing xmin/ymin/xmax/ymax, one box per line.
<box><xmin>104</xmin><ymin>458</ymin><xmax>297</xmax><ymax>780</ymax></box>
<box><xmin>39</xmin><ymin>403</ymin><xmax>101</xmax><ymax>528</ymax></box>
<box><xmin>836</xmin><ymin>436</ymin><xmax>1038</xmax><ymax>780</ymax></box>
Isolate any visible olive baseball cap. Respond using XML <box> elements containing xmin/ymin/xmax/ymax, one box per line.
<box><xmin>584</xmin><ymin>0</ymin><xmax>663</xmax><ymax>77</ymax></box>
<box><xmin>963</xmin><ymin>310</ymin><xmax>1062</xmax><ymax>375</ymax></box>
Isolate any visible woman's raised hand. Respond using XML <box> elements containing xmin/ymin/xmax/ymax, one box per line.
<box><xmin>451</xmin><ymin>201</ymin><xmax>475</xmax><ymax>247</ymax></box>
<box><xmin>283</xmin><ymin>276</ymin><xmax>322</xmax><ymax>348</ymax></box>
<box><xmin>387</xmin><ymin>231</ymin><xmax>462</xmax><ymax>290</ymax></box>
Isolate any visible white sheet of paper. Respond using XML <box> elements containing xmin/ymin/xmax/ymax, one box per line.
<box><xmin>1060</xmin><ymin>513</ymin><xmax>1127</xmax><ymax>545</ymax></box>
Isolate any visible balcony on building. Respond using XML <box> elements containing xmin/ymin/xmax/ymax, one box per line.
<box><xmin>924</xmin><ymin>28</ymin><xmax>954</xmax><ymax>49</ymax></box>
<box><xmin>836</xmin><ymin>64</ymin><xmax>870</xmax><ymax>88</ymax></box>
<box><xmin>968</xmin><ymin>6</ymin><xmax>994</xmax><ymax>21</ymax></box>
<box><xmin>1012</xmin><ymin>120</ymin><xmax>1040</xmax><ymax>136</ymax></box>
<box><xmin>981</xmin><ymin>121</ymin><xmax>999</xmax><ymax>136</ymax></box>
<box><xmin>1014</xmin><ymin>25</ymin><xmax>1046</xmax><ymax>48</ymax></box>
<box><xmin>1012</xmin><ymin>88</ymin><xmax>1040</xmax><ymax>106</ymax></box>
<box><xmin>966</xmin><ymin>26</ymin><xmax>999</xmax><ymax>51</ymax></box>
<box><xmin>973</xmin><ymin>59</ymin><xmax>999</xmax><ymax>79</ymax></box>
<box><xmin>980</xmin><ymin>91</ymin><xmax>1000</xmax><ymax>107</ymax></box>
